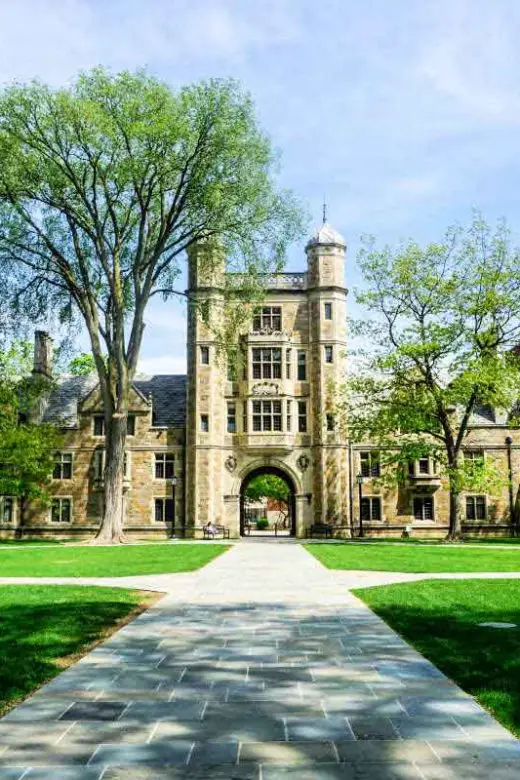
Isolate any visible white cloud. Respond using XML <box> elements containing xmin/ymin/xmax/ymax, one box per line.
<box><xmin>3</xmin><ymin>0</ymin><xmax>520</xmax><ymax>368</ymax></box>
<box><xmin>417</xmin><ymin>0</ymin><xmax>520</xmax><ymax>124</ymax></box>
<box><xmin>0</xmin><ymin>0</ymin><xmax>302</xmax><ymax>86</ymax></box>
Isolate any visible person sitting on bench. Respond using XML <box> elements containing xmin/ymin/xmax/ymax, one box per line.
<box><xmin>204</xmin><ymin>521</ymin><xmax>217</xmax><ymax>538</ymax></box>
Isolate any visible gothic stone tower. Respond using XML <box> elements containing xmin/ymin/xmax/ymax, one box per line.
<box><xmin>306</xmin><ymin>223</ymin><xmax>350</xmax><ymax>526</ymax></box>
<box><xmin>185</xmin><ymin>223</ymin><xmax>350</xmax><ymax>537</ymax></box>
<box><xmin>185</xmin><ymin>241</ymin><xmax>228</xmax><ymax>531</ymax></box>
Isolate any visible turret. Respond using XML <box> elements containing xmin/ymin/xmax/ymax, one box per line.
<box><xmin>306</xmin><ymin>218</ymin><xmax>350</xmax><ymax>525</ymax></box>
<box><xmin>185</xmin><ymin>240</ymin><xmax>227</xmax><ymax>533</ymax></box>
<box><xmin>305</xmin><ymin>222</ymin><xmax>346</xmax><ymax>289</ymax></box>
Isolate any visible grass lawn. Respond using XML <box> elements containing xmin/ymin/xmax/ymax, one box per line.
<box><xmin>0</xmin><ymin>539</ymin><xmax>66</xmax><ymax>545</ymax></box>
<box><xmin>0</xmin><ymin>543</ymin><xmax>228</xmax><ymax>577</ymax></box>
<box><xmin>0</xmin><ymin>585</ymin><xmax>156</xmax><ymax>716</ymax></box>
<box><xmin>306</xmin><ymin>542</ymin><xmax>520</xmax><ymax>572</ymax></box>
<box><xmin>464</xmin><ymin>537</ymin><xmax>520</xmax><ymax>544</ymax></box>
<box><xmin>342</xmin><ymin>536</ymin><xmax>520</xmax><ymax>545</ymax></box>
<box><xmin>354</xmin><ymin>579</ymin><xmax>520</xmax><ymax>737</ymax></box>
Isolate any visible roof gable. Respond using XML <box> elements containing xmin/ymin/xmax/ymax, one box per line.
<box><xmin>43</xmin><ymin>374</ymin><xmax>187</xmax><ymax>429</ymax></box>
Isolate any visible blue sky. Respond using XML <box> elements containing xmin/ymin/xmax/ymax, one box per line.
<box><xmin>2</xmin><ymin>0</ymin><xmax>520</xmax><ymax>373</ymax></box>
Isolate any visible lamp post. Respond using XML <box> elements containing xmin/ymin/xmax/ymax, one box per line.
<box><xmin>356</xmin><ymin>473</ymin><xmax>364</xmax><ymax>538</ymax></box>
<box><xmin>171</xmin><ymin>475</ymin><xmax>178</xmax><ymax>537</ymax></box>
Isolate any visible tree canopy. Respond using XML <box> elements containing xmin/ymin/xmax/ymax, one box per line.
<box><xmin>244</xmin><ymin>474</ymin><xmax>291</xmax><ymax>504</ymax></box>
<box><xmin>0</xmin><ymin>341</ymin><xmax>60</xmax><ymax>501</ymax></box>
<box><xmin>345</xmin><ymin>216</ymin><xmax>520</xmax><ymax>538</ymax></box>
<box><xmin>0</xmin><ymin>68</ymin><xmax>304</xmax><ymax>541</ymax></box>
<box><xmin>68</xmin><ymin>353</ymin><xmax>96</xmax><ymax>376</ymax></box>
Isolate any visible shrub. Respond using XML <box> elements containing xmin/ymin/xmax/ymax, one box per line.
<box><xmin>256</xmin><ymin>517</ymin><xmax>269</xmax><ymax>530</ymax></box>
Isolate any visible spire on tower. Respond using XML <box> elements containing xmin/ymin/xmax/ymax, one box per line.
<box><xmin>322</xmin><ymin>199</ymin><xmax>327</xmax><ymax>225</ymax></box>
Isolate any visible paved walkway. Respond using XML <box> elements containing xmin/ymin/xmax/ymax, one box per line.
<box><xmin>0</xmin><ymin>543</ymin><xmax>519</xmax><ymax>778</ymax></box>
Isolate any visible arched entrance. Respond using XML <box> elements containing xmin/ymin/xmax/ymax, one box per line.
<box><xmin>240</xmin><ymin>466</ymin><xmax>296</xmax><ymax>537</ymax></box>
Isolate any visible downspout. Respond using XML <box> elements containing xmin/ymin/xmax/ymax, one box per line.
<box><xmin>505</xmin><ymin>436</ymin><xmax>515</xmax><ymax>534</ymax></box>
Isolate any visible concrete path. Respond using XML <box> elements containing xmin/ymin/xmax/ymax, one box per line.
<box><xmin>0</xmin><ymin>543</ymin><xmax>519</xmax><ymax>778</ymax></box>
<box><xmin>2</xmin><ymin>568</ymin><xmax>520</xmax><ymax>593</ymax></box>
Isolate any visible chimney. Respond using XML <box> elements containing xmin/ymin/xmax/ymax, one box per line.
<box><xmin>33</xmin><ymin>330</ymin><xmax>53</xmax><ymax>378</ymax></box>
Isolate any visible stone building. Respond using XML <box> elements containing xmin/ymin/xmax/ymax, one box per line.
<box><xmin>1</xmin><ymin>221</ymin><xmax>518</xmax><ymax>539</ymax></box>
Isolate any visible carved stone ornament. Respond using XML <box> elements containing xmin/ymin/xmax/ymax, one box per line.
<box><xmin>225</xmin><ymin>455</ymin><xmax>237</xmax><ymax>473</ymax></box>
<box><xmin>251</xmin><ymin>328</ymin><xmax>289</xmax><ymax>337</ymax></box>
<box><xmin>297</xmin><ymin>454</ymin><xmax>310</xmax><ymax>472</ymax></box>
<box><xmin>252</xmin><ymin>382</ymin><xmax>280</xmax><ymax>396</ymax></box>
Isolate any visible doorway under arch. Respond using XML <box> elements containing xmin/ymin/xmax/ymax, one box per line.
<box><xmin>240</xmin><ymin>466</ymin><xmax>296</xmax><ymax>537</ymax></box>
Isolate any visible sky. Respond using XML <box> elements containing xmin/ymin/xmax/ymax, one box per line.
<box><xmin>2</xmin><ymin>0</ymin><xmax>520</xmax><ymax>374</ymax></box>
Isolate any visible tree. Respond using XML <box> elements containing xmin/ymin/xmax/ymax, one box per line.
<box><xmin>68</xmin><ymin>353</ymin><xmax>96</xmax><ymax>376</ymax></box>
<box><xmin>345</xmin><ymin>216</ymin><xmax>520</xmax><ymax>539</ymax></box>
<box><xmin>0</xmin><ymin>68</ymin><xmax>304</xmax><ymax>542</ymax></box>
<box><xmin>0</xmin><ymin>341</ymin><xmax>60</xmax><ymax>505</ymax></box>
<box><xmin>244</xmin><ymin>474</ymin><xmax>291</xmax><ymax>527</ymax></box>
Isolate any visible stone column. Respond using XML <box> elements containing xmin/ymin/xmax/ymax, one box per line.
<box><xmin>223</xmin><ymin>494</ymin><xmax>240</xmax><ymax>538</ymax></box>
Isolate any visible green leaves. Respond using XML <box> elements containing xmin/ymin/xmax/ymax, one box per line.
<box><xmin>244</xmin><ymin>474</ymin><xmax>291</xmax><ymax>503</ymax></box>
<box><xmin>346</xmin><ymin>216</ymin><xmax>520</xmax><ymax>527</ymax></box>
<box><xmin>0</xmin><ymin>68</ymin><xmax>305</xmax><ymax>538</ymax></box>
<box><xmin>0</xmin><ymin>69</ymin><xmax>305</xmax><ymax>382</ymax></box>
<box><xmin>0</xmin><ymin>343</ymin><xmax>60</xmax><ymax>500</ymax></box>
<box><xmin>68</xmin><ymin>353</ymin><xmax>96</xmax><ymax>376</ymax></box>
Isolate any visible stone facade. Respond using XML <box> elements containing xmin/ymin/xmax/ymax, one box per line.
<box><xmin>184</xmin><ymin>225</ymin><xmax>350</xmax><ymax>537</ymax></box>
<box><xmin>2</xmin><ymin>223</ymin><xmax>519</xmax><ymax>540</ymax></box>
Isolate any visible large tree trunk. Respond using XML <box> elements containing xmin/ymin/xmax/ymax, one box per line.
<box><xmin>513</xmin><ymin>486</ymin><xmax>520</xmax><ymax>537</ymax></box>
<box><xmin>446</xmin><ymin>474</ymin><xmax>464</xmax><ymax>540</ymax></box>
<box><xmin>92</xmin><ymin>412</ymin><xmax>127</xmax><ymax>544</ymax></box>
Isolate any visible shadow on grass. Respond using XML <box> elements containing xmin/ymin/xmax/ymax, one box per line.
<box><xmin>356</xmin><ymin>579</ymin><xmax>520</xmax><ymax>736</ymax></box>
<box><xmin>2</xmin><ymin>597</ymin><xmax>519</xmax><ymax>773</ymax></box>
<box><xmin>0</xmin><ymin>585</ymin><xmax>146</xmax><ymax>715</ymax></box>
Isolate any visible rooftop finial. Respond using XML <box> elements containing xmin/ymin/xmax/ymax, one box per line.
<box><xmin>322</xmin><ymin>199</ymin><xmax>327</xmax><ymax>225</ymax></box>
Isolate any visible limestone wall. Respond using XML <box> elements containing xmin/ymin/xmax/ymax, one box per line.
<box><xmin>17</xmin><ymin>408</ymin><xmax>185</xmax><ymax>538</ymax></box>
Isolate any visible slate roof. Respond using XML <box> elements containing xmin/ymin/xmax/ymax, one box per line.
<box><xmin>134</xmin><ymin>375</ymin><xmax>187</xmax><ymax>427</ymax></box>
<box><xmin>43</xmin><ymin>374</ymin><xmax>187</xmax><ymax>429</ymax></box>
<box><xmin>42</xmin><ymin>375</ymin><xmax>99</xmax><ymax>428</ymax></box>
<box><xmin>470</xmin><ymin>403</ymin><xmax>508</xmax><ymax>426</ymax></box>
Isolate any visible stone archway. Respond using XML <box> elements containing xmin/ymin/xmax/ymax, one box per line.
<box><xmin>239</xmin><ymin>465</ymin><xmax>297</xmax><ymax>537</ymax></box>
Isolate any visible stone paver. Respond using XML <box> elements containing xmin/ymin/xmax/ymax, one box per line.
<box><xmin>0</xmin><ymin>541</ymin><xmax>519</xmax><ymax>778</ymax></box>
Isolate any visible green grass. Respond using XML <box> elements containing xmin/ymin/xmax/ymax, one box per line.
<box><xmin>464</xmin><ymin>537</ymin><xmax>520</xmax><ymax>544</ymax></box>
<box><xmin>0</xmin><ymin>543</ymin><xmax>228</xmax><ymax>577</ymax></box>
<box><xmin>0</xmin><ymin>539</ymin><xmax>66</xmax><ymax>545</ymax></box>
<box><xmin>306</xmin><ymin>542</ymin><xmax>520</xmax><ymax>572</ymax></box>
<box><xmin>0</xmin><ymin>585</ymin><xmax>154</xmax><ymax>716</ymax></box>
<box><xmin>343</xmin><ymin>536</ymin><xmax>520</xmax><ymax>545</ymax></box>
<box><xmin>354</xmin><ymin>579</ymin><xmax>520</xmax><ymax>737</ymax></box>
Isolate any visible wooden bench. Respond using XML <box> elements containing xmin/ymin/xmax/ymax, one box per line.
<box><xmin>202</xmin><ymin>524</ymin><xmax>230</xmax><ymax>540</ymax></box>
<box><xmin>308</xmin><ymin>523</ymin><xmax>333</xmax><ymax>538</ymax></box>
